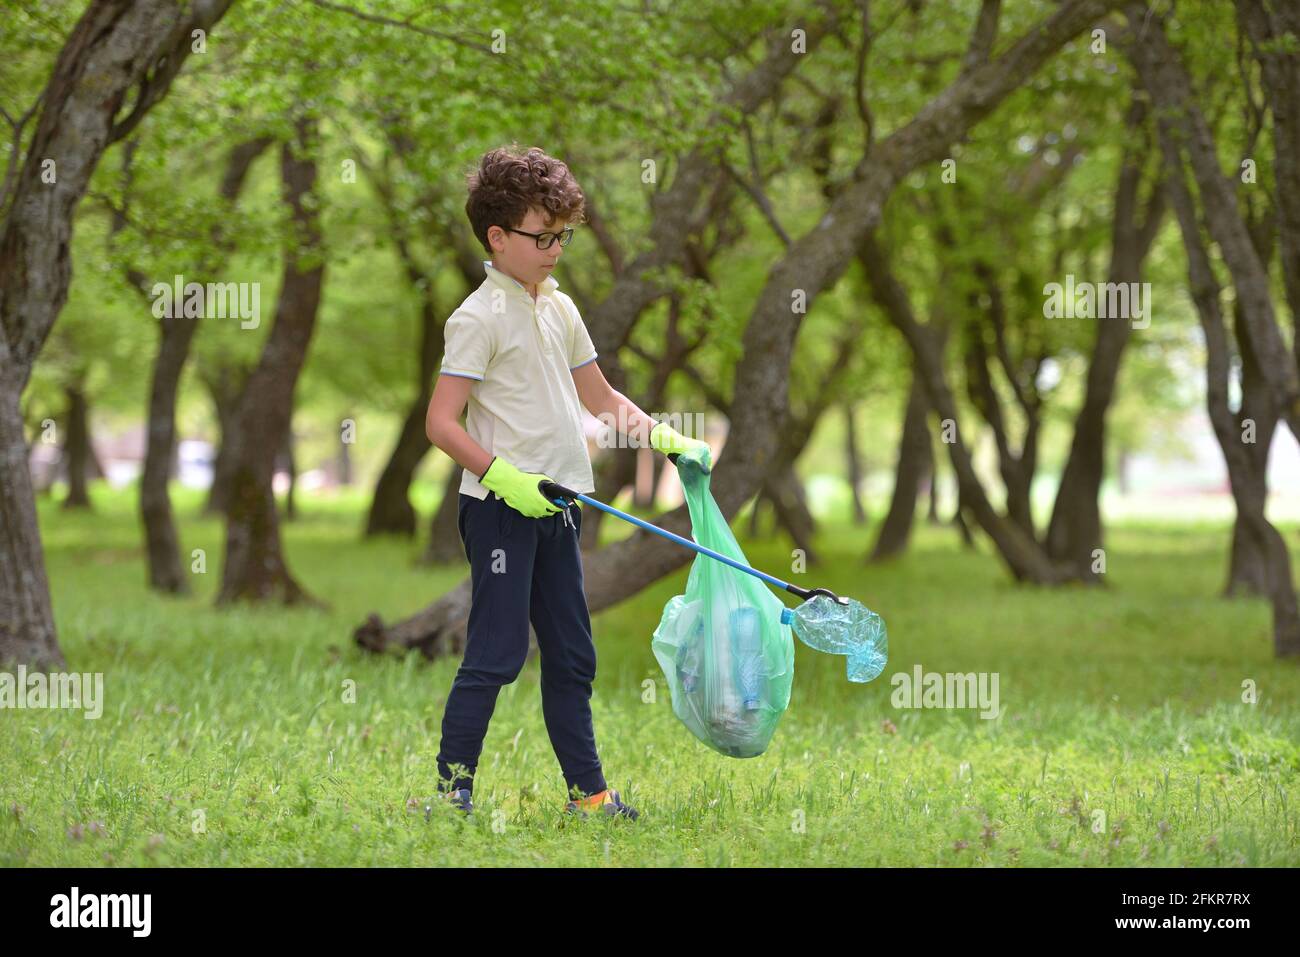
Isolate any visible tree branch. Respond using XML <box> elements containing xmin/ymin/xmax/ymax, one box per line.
<box><xmin>306</xmin><ymin>0</ymin><xmax>497</xmax><ymax>55</ymax></box>
<box><xmin>0</xmin><ymin>95</ymin><xmax>43</xmax><ymax>219</ymax></box>
<box><xmin>854</xmin><ymin>0</ymin><xmax>875</xmax><ymax>146</ymax></box>
<box><xmin>109</xmin><ymin>0</ymin><xmax>238</xmax><ymax>144</ymax></box>
<box><xmin>961</xmin><ymin>0</ymin><xmax>1003</xmax><ymax>73</ymax></box>
<box><xmin>721</xmin><ymin>119</ymin><xmax>791</xmax><ymax>247</ymax></box>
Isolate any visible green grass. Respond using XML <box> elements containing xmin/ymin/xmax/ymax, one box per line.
<box><xmin>2</xmin><ymin>483</ymin><xmax>1298</xmax><ymax>866</ymax></box>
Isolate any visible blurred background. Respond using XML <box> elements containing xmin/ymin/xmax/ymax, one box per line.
<box><xmin>3</xmin><ymin>0</ymin><xmax>1300</xmax><ymax>661</ymax></box>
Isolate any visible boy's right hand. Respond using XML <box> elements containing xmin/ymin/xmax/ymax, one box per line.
<box><xmin>479</xmin><ymin>457</ymin><xmax>564</xmax><ymax>519</ymax></box>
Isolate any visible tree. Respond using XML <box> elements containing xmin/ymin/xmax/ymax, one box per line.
<box><xmin>217</xmin><ymin>114</ymin><xmax>327</xmax><ymax>606</ymax></box>
<box><xmin>354</xmin><ymin>0</ymin><xmax>1126</xmax><ymax>655</ymax></box>
<box><xmin>0</xmin><ymin>0</ymin><xmax>236</xmax><ymax>669</ymax></box>
<box><xmin>1044</xmin><ymin>97</ymin><xmax>1166</xmax><ymax>579</ymax></box>
<box><xmin>138</xmin><ymin>136</ymin><xmax>271</xmax><ymax>593</ymax></box>
<box><xmin>1126</xmin><ymin>5</ymin><xmax>1300</xmax><ymax>657</ymax></box>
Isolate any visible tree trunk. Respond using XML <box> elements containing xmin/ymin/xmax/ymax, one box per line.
<box><xmin>870</xmin><ymin>372</ymin><xmax>931</xmax><ymax>561</ymax></box>
<box><xmin>217</xmin><ymin>117</ymin><xmax>325</xmax><ymax>607</ymax></box>
<box><xmin>61</xmin><ymin>385</ymin><xmax>93</xmax><ymax>510</ymax></box>
<box><xmin>1226</xmin><ymin>510</ymin><xmax>1272</xmax><ymax>597</ymax></box>
<box><xmin>0</xmin><ymin>0</ymin><xmax>235</xmax><ymax>668</ymax></box>
<box><xmin>860</xmin><ymin>233</ymin><xmax>1068</xmax><ymax>583</ymax></box>
<box><xmin>365</xmin><ymin>275</ymin><xmax>439</xmax><ymax>537</ymax></box>
<box><xmin>366</xmin><ymin>407</ymin><xmax>433</xmax><ymax>536</ymax></box>
<box><xmin>1223</xmin><ymin>101</ymin><xmax>1284</xmax><ymax>598</ymax></box>
<box><xmin>141</xmin><ymin>136</ymin><xmax>269</xmax><ymax>593</ymax></box>
<box><xmin>141</xmin><ymin>310</ymin><xmax>189</xmax><ymax>587</ymax></box>
<box><xmin>1236</xmin><ymin>0</ymin><xmax>1300</xmax><ymax>342</ymax></box>
<box><xmin>1224</xmin><ymin>306</ymin><xmax>1281</xmax><ymax>596</ymax></box>
<box><xmin>953</xmin><ymin>491</ymin><xmax>977</xmax><ymax>549</ymax></box>
<box><xmin>962</xmin><ymin>322</ymin><xmax>1038</xmax><ymax>541</ymax></box>
<box><xmin>202</xmin><ymin>362</ymin><xmax>247</xmax><ymax>515</ymax></box>
<box><xmin>0</xmin><ymin>387</ymin><xmax>62</xmax><ymax>668</ymax></box>
<box><xmin>1045</xmin><ymin>97</ymin><xmax>1163</xmax><ymax>577</ymax></box>
<box><xmin>747</xmin><ymin>493</ymin><xmax>766</xmax><ymax>540</ymax></box>
<box><xmin>141</xmin><ymin>313</ymin><xmax>194</xmax><ymax>591</ymax></box>
<box><xmin>1158</xmin><ymin>109</ymin><xmax>1300</xmax><ymax>657</ymax></box>
<box><xmin>1127</xmin><ymin>9</ymin><xmax>1300</xmax><ymax>438</ymax></box>
<box><xmin>764</xmin><ymin>463</ymin><xmax>819</xmax><ymax>565</ymax></box>
<box><xmin>279</xmin><ymin>428</ymin><xmax>297</xmax><ymax>522</ymax></box>
<box><xmin>844</xmin><ymin>401</ymin><xmax>868</xmax><ymax>526</ymax></box>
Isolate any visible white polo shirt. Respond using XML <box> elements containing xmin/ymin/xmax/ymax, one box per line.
<box><xmin>439</xmin><ymin>260</ymin><xmax>599</xmax><ymax>501</ymax></box>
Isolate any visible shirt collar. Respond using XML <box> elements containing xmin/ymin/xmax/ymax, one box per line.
<box><xmin>483</xmin><ymin>260</ymin><xmax>559</xmax><ymax>300</ymax></box>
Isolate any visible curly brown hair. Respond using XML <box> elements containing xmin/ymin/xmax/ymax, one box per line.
<box><xmin>465</xmin><ymin>145</ymin><xmax>587</xmax><ymax>253</ymax></box>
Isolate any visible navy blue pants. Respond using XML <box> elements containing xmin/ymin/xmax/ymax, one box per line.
<box><xmin>435</xmin><ymin>492</ymin><xmax>606</xmax><ymax>799</ymax></box>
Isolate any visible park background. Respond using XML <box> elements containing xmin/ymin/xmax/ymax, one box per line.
<box><xmin>1</xmin><ymin>0</ymin><xmax>1298</xmax><ymax>866</ymax></box>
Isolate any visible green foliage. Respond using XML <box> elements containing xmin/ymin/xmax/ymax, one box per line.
<box><xmin>4</xmin><ymin>0</ymin><xmax>1251</xmax><ymax>486</ymax></box>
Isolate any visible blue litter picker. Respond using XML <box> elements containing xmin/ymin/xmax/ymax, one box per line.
<box><xmin>541</xmin><ymin>449</ymin><xmax>887</xmax><ymax>758</ymax></box>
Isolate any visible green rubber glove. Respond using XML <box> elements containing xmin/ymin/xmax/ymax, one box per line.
<box><xmin>479</xmin><ymin>457</ymin><xmax>563</xmax><ymax>518</ymax></box>
<box><xmin>649</xmin><ymin>421</ymin><xmax>712</xmax><ymax>473</ymax></box>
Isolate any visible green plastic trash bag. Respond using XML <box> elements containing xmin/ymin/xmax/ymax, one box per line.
<box><xmin>651</xmin><ymin>456</ymin><xmax>794</xmax><ymax>758</ymax></box>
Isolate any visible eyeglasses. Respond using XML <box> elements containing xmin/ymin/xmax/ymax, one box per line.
<box><xmin>504</xmin><ymin>226</ymin><xmax>574</xmax><ymax>250</ymax></box>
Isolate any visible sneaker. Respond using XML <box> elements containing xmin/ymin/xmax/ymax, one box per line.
<box><xmin>563</xmin><ymin>788</ymin><xmax>639</xmax><ymax>820</ymax></box>
<box><xmin>425</xmin><ymin>788</ymin><xmax>474</xmax><ymax>820</ymax></box>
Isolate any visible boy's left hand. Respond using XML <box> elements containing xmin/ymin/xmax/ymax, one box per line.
<box><xmin>650</xmin><ymin>422</ymin><xmax>712</xmax><ymax>473</ymax></box>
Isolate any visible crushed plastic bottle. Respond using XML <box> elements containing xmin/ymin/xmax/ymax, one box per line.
<box><xmin>783</xmin><ymin>595</ymin><xmax>888</xmax><ymax>683</ymax></box>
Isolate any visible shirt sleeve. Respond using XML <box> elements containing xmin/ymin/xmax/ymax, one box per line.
<box><xmin>439</xmin><ymin>311</ymin><xmax>491</xmax><ymax>381</ymax></box>
<box><xmin>564</xmin><ymin>295</ymin><xmax>598</xmax><ymax>370</ymax></box>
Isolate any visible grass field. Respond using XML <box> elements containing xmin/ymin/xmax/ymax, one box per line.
<box><xmin>2</xmin><ymin>484</ymin><xmax>1298</xmax><ymax>866</ymax></box>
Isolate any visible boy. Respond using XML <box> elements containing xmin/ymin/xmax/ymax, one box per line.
<box><xmin>424</xmin><ymin>145</ymin><xmax>712</xmax><ymax>820</ymax></box>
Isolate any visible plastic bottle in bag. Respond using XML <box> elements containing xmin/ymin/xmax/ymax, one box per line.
<box><xmin>674</xmin><ymin>602</ymin><xmax>704</xmax><ymax>692</ymax></box>
<box><xmin>731</xmin><ymin>605</ymin><xmax>764</xmax><ymax>710</ymax></box>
